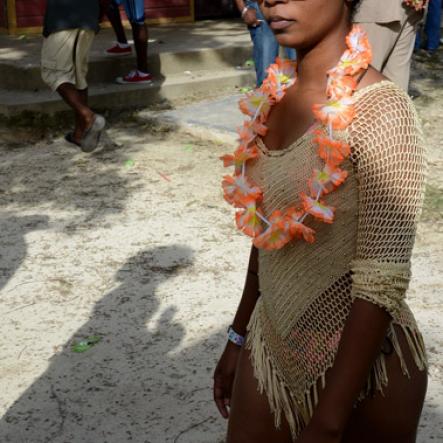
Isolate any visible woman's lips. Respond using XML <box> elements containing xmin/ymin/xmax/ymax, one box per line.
<box><xmin>269</xmin><ymin>18</ymin><xmax>294</xmax><ymax>31</ymax></box>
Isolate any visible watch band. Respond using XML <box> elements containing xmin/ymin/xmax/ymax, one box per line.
<box><xmin>228</xmin><ymin>325</ymin><xmax>245</xmax><ymax>347</ymax></box>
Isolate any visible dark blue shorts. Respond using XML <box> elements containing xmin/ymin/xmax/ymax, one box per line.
<box><xmin>115</xmin><ymin>0</ymin><xmax>145</xmax><ymax>25</ymax></box>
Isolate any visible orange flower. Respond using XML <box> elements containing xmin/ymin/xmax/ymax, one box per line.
<box><xmin>262</xmin><ymin>57</ymin><xmax>297</xmax><ymax>102</ymax></box>
<box><xmin>335</xmin><ymin>49</ymin><xmax>371</xmax><ymax>76</ymax></box>
<box><xmin>301</xmin><ymin>193</ymin><xmax>335</xmax><ymax>224</ymax></box>
<box><xmin>239</xmin><ymin>90</ymin><xmax>272</xmax><ymax>121</ymax></box>
<box><xmin>237</xmin><ymin>120</ymin><xmax>268</xmax><ymax>144</ymax></box>
<box><xmin>312</xmin><ymin>97</ymin><xmax>355</xmax><ymax>131</ymax></box>
<box><xmin>222</xmin><ymin>175</ymin><xmax>262</xmax><ymax>208</ymax></box>
<box><xmin>275</xmin><ymin>57</ymin><xmax>297</xmax><ymax>76</ymax></box>
<box><xmin>253</xmin><ymin>210</ymin><xmax>292</xmax><ymax>250</ymax></box>
<box><xmin>237</xmin><ymin>120</ymin><xmax>256</xmax><ymax>144</ymax></box>
<box><xmin>261</xmin><ymin>71</ymin><xmax>285</xmax><ymax>102</ymax></box>
<box><xmin>265</xmin><ymin>57</ymin><xmax>297</xmax><ymax>86</ymax></box>
<box><xmin>220</xmin><ymin>144</ymin><xmax>260</xmax><ymax>174</ymax></box>
<box><xmin>235</xmin><ymin>198</ymin><xmax>264</xmax><ymax>237</ymax></box>
<box><xmin>314</xmin><ymin>135</ymin><xmax>351</xmax><ymax>164</ymax></box>
<box><xmin>285</xmin><ymin>208</ymin><xmax>316</xmax><ymax>243</ymax></box>
<box><xmin>326</xmin><ymin>74</ymin><xmax>357</xmax><ymax>100</ymax></box>
<box><xmin>308</xmin><ymin>163</ymin><xmax>348</xmax><ymax>197</ymax></box>
<box><xmin>346</xmin><ymin>25</ymin><xmax>372</xmax><ymax>56</ymax></box>
<box><xmin>251</xmin><ymin>119</ymin><xmax>268</xmax><ymax>137</ymax></box>
<box><xmin>403</xmin><ymin>0</ymin><xmax>428</xmax><ymax>11</ymax></box>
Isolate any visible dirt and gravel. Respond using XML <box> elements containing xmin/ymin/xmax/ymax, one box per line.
<box><xmin>0</xmin><ymin>56</ymin><xmax>442</xmax><ymax>443</ymax></box>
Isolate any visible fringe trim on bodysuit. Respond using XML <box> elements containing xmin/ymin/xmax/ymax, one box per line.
<box><xmin>246</xmin><ymin>308</ymin><xmax>428</xmax><ymax>441</ymax></box>
<box><xmin>246</xmin><ymin>307</ymin><xmax>307</xmax><ymax>438</ymax></box>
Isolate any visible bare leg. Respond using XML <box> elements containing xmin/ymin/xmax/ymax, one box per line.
<box><xmin>131</xmin><ymin>22</ymin><xmax>148</xmax><ymax>73</ymax></box>
<box><xmin>227</xmin><ymin>327</ymin><xmax>426</xmax><ymax>443</ymax></box>
<box><xmin>106</xmin><ymin>1</ymin><xmax>128</xmax><ymax>45</ymax></box>
<box><xmin>57</xmin><ymin>83</ymin><xmax>95</xmax><ymax>144</ymax></box>
<box><xmin>78</xmin><ymin>87</ymin><xmax>88</xmax><ymax>106</ymax></box>
<box><xmin>342</xmin><ymin>327</ymin><xmax>427</xmax><ymax>443</ymax></box>
<box><xmin>73</xmin><ymin>88</ymin><xmax>92</xmax><ymax>142</ymax></box>
<box><xmin>227</xmin><ymin>345</ymin><xmax>293</xmax><ymax>443</ymax></box>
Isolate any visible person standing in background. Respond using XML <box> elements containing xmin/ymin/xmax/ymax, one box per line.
<box><xmin>234</xmin><ymin>0</ymin><xmax>296</xmax><ymax>87</ymax></box>
<box><xmin>415</xmin><ymin>0</ymin><xmax>442</xmax><ymax>57</ymax></box>
<box><xmin>41</xmin><ymin>0</ymin><xmax>106</xmax><ymax>152</ymax></box>
<box><xmin>354</xmin><ymin>0</ymin><xmax>427</xmax><ymax>90</ymax></box>
<box><xmin>105</xmin><ymin>0</ymin><xmax>153</xmax><ymax>84</ymax></box>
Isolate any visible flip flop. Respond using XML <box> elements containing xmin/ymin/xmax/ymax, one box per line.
<box><xmin>65</xmin><ymin>132</ymin><xmax>81</xmax><ymax>147</ymax></box>
<box><xmin>80</xmin><ymin>114</ymin><xmax>106</xmax><ymax>153</ymax></box>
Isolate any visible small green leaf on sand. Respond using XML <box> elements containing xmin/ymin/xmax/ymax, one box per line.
<box><xmin>72</xmin><ymin>335</ymin><xmax>101</xmax><ymax>353</ymax></box>
<box><xmin>239</xmin><ymin>87</ymin><xmax>253</xmax><ymax>93</ymax></box>
<box><xmin>244</xmin><ymin>59</ymin><xmax>254</xmax><ymax>67</ymax></box>
<box><xmin>183</xmin><ymin>144</ymin><xmax>193</xmax><ymax>152</ymax></box>
<box><xmin>124</xmin><ymin>159</ymin><xmax>135</xmax><ymax>168</ymax></box>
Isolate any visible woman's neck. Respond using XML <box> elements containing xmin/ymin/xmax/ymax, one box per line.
<box><xmin>296</xmin><ymin>24</ymin><xmax>351</xmax><ymax>90</ymax></box>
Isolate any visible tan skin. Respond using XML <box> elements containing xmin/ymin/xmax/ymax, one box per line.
<box><xmin>213</xmin><ymin>1</ymin><xmax>427</xmax><ymax>442</ymax></box>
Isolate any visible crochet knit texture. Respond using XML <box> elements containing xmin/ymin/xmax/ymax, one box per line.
<box><xmin>245</xmin><ymin>81</ymin><xmax>428</xmax><ymax>439</ymax></box>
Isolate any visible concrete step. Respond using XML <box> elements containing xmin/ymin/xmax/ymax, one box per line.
<box><xmin>0</xmin><ymin>68</ymin><xmax>255</xmax><ymax>116</ymax></box>
<box><xmin>0</xmin><ymin>45</ymin><xmax>253</xmax><ymax>92</ymax></box>
<box><xmin>0</xmin><ymin>21</ymin><xmax>253</xmax><ymax>91</ymax></box>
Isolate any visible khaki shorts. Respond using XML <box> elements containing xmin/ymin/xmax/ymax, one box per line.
<box><xmin>41</xmin><ymin>29</ymin><xmax>95</xmax><ymax>92</ymax></box>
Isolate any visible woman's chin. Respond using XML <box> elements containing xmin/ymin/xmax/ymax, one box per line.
<box><xmin>274</xmin><ymin>35</ymin><xmax>299</xmax><ymax>50</ymax></box>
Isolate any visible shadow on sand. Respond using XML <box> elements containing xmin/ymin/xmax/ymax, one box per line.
<box><xmin>0</xmin><ymin>214</ymin><xmax>49</xmax><ymax>293</ymax></box>
<box><xmin>0</xmin><ymin>245</ymin><xmax>226</xmax><ymax>443</ymax></box>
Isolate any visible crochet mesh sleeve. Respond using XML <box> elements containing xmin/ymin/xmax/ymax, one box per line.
<box><xmin>349</xmin><ymin>84</ymin><xmax>427</xmax><ymax>316</ymax></box>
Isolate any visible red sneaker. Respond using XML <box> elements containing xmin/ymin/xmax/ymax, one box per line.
<box><xmin>105</xmin><ymin>43</ymin><xmax>132</xmax><ymax>56</ymax></box>
<box><xmin>116</xmin><ymin>70</ymin><xmax>153</xmax><ymax>85</ymax></box>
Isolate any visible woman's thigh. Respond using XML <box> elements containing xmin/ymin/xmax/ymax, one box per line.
<box><xmin>342</xmin><ymin>328</ymin><xmax>428</xmax><ymax>443</ymax></box>
<box><xmin>226</xmin><ymin>345</ymin><xmax>293</xmax><ymax>443</ymax></box>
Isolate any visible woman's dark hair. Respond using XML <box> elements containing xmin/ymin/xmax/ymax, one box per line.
<box><xmin>350</xmin><ymin>0</ymin><xmax>363</xmax><ymax>17</ymax></box>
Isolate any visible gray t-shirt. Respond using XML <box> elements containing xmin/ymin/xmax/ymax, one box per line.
<box><xmin>43</xmin><ymin>0</ymin><xmax>100</xmax><ymax>37</ymax></box>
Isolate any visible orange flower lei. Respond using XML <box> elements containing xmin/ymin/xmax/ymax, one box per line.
<box><xmin>403</xmin><ymin>0</ymin><xmax>428</xmax><ymax>10</ymax></box>
<box><xmin>221</xmin><ymin>25</ymin><xmax>372</xmax><ymax>251</ymax></box>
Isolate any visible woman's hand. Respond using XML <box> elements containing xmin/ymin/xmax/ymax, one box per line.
<box><xmin>213</xmin><ymin>341</ymin><xmax>242</xmax><ymax>419</ymax></box>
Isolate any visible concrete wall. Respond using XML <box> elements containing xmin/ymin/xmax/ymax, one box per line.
<box><xmin>0</xmin><ymin>0</ymin><xmax>6</xmax><ymax>28</ymax></box>
<box><xmin>15</xmin><ymin>0</ymin><xmax>45</xmax><ymax>28</ymax></box>
<box><xmin>147</xmin><ymin>0</ymin><xmax>192</xmax><ymax>20</ymax></box>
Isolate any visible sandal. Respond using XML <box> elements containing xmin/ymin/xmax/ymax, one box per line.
<box><xmin>81</xmin><ymin>114</ymin><xmax>106</xmax><ymax>153</ymax></box>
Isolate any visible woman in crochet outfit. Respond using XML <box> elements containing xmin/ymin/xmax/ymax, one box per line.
<box><xmin>213</xmin><ymin>1</ymin><xmax>428</xmax><ymax>442</ymax></box>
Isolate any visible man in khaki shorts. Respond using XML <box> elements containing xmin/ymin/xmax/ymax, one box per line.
<box><xmin>41</xmin><ymin>0</ymin><xmax>105</xmax><ymax>152</ymax></box>
<box><xmin>354</xmin><ymin>0</ymin><xmax>426</xmax><ymax>90</ymax></box>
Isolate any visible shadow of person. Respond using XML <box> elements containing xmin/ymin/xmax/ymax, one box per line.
<box><xmin>0</xmin><ymin>214</ymin><xmax>49</xmax><ymax>293</ymax></box>
<box><xmin>0</xmin><ymin>245</ymin><xmax>201</xmax><ymax>443</ymax></box>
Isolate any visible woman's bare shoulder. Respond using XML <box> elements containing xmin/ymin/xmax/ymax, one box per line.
<box><xmin>356</xmin><ymin>66</ymin><xmax>387</xmax><ymax>91</ymax></box>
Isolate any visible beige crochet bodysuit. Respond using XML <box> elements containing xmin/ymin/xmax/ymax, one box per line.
<box><xmin>245</xmin><ymin>81</ymin><xmax>427</xmax><ymax>439</ymax></box>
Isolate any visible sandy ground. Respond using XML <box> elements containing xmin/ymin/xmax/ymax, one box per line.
<box><xmin>0</xmin><ymin>60</ymin><xmax>442</xmax><ymax>442</ymax></box>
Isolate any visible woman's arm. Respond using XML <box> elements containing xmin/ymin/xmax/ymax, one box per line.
<box><xmin>213</xmin><ymin>246</ymin><xmax>261</xmax><ymax>418</ymax></box>
<box><xmin>231</xmin><ymin>245</ymin><xmax>260</xmax><ymax>336</ymax></box>
<box><xmin>297</xmin><ymin>88</ymin><xmax>427</xmax><ymax>442</ymax></box>
<box><xmin>298</xmin><ymin>301</ymin><xmax>391</xmax><ymax>441</ymax></box>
